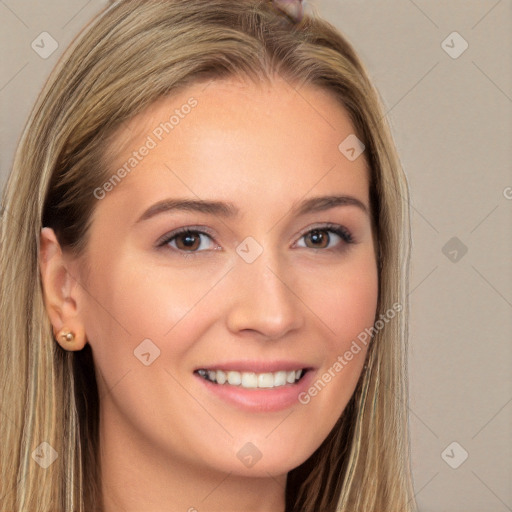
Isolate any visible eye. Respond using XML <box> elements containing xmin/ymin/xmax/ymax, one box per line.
<box><xmin>295</xmin><ymin>224</ymin><xmax>354</xmax><ymax>250</ymax></box>
<box><xmin>157</xmin><ymin>227</ymin><xmax>218</xmax><ymax>253</ymax></box>
<box><xmin>156</xmin><ymin>223</ymin><xmax>354</xmax><ymax>255</ymax></box>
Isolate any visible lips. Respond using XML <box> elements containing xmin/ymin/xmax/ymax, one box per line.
<box><xmin>193</xmin><ymin>362</ymin><xmax>316</xmax><ymax>412</ymax></box>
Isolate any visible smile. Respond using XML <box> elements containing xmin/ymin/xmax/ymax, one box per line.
<box><xmin>195</xmin><ymin>369</ymin><xmax>305</xmax><ymax>389</ymax></box>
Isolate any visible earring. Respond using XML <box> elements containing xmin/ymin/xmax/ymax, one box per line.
<box><xmin>58</xmin><ymin>328</ymin><xmax>75</xmax><ymax>343</ymax></box>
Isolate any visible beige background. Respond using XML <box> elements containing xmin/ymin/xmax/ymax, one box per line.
<box><xmin>1</xmin><ymin>1</ymin><xmax>511</xmax><ymax>510</ymax></box>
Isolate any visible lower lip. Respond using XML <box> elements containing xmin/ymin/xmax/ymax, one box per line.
<box><xmin>194</xmin><ymin>370</ymin><xmax>316</xmax><ymax>412</ymax></box>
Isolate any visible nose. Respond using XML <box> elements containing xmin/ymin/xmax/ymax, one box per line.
<box><xmin>224</xmin><ymin>248</ymin><xmax>304</xmax><ymax>340</ymax></box>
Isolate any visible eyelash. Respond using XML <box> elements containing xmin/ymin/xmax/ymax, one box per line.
<box><xmin>156</xmin><ymin>223</ymin><xmax>355</xmax><ymax>256</ymax></box>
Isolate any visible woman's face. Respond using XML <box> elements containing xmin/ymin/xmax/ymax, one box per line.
<box><xmin>55</xmin><ymin>76</ymin><xmax>378</xmax><ymax>477</ymax></box>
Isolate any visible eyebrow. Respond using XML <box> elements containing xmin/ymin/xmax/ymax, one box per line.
<box><xmin>134</xmin><ymin>194</ymin><xmax>369</xmax><ymax>224</ymax></box>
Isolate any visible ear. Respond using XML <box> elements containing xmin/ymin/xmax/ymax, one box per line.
<box><xmin>39</xmin><ymin>227</ymin><xmax>87</xmax><ymax>351</ymax></box>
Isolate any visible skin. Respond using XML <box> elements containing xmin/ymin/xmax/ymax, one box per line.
<box><xmin>39</xmin><ymin>75</ymin><xmax>378</xmax><ymax>512</ymax></box>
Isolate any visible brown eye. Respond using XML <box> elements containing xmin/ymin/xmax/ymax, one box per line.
<box><xmin>175</xmin><ymin>232</ymin><xmax>201</xmax><ymax>251</ymax></box>
<box><xmin>304</xmin><ymin>229</ymin><xmax>330</xmax><ymax>249</ymax></box>
<box><xmin>159</xmin><ymin>229</ymin><xmax>217</xmax><ymax>253</ymax></box>
<box><xmin>296</xmin><ymin>225</ymin><xmax>354</xmax><ymax>251</ymax></box>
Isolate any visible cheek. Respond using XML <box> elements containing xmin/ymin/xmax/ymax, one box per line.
<box><xmin>76</xmin><ymin>259</ymin><xmax>207</xmax><ymax>414</ymax></box>
<box><xmin>306</xmin><ymin>253</ymin><xmax>379</xmax><ymax>346</ymax></box>
<box><xmin>297</xmin><ymin>254</ymin><xmax>378</xmax><ymax>418</ymax></box>
<box><xmin>80</xmin><ymin>255</ymin><xmax>219</xmax><ymax>359</ymax></box>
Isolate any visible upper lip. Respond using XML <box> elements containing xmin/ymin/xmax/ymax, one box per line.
<box><xmin>194</xmin><ymin>360</ymin><xmax>314</xmax><ymax>373</ymax></box>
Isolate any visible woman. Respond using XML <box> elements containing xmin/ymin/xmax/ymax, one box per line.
<box><xmin>0</xmin><ymin>0</ymin><xmax>416</xmax><ymax>510</ymax></box>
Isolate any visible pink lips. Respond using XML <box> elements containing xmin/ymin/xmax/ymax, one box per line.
<box><xmin>194</xmin><ymin>361</ymin><xmax>316</xmax><ymax>413</ymax></box>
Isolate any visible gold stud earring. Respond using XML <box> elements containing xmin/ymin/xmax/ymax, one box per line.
<box><xmin>58</xmin><ymin>329</ymin><xmax>75</xmax><ymax>343</ymax></box>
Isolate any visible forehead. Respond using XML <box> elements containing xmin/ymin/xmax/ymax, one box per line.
<box><xmin>98</xmin><ymin>75</ymin><xmax>370</xmax><ymax>215</ymax></box>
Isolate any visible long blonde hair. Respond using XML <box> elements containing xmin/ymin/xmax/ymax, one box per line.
<box><xmin>0</xmin><ymin>1</ymin><xmax>415</xmax><ymax>510</ymax></box>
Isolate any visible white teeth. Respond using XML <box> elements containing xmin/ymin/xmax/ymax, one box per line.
<box><xmin>227</xmin><ymin>371</ymin><xmax>242</xmax><ymax>386</ymax></box>
<box><xmin>241</xmin><ymin>372</ymin><xmax>258</xmax><ymax>388</ymax></box>
<box><xmin>258</xmin><ymin>373</ymin><xmax>274</xmax><ymax>388</ymax></box>
<box><xmin>197</xmin><ymin>368</ymin><xmax>305</xmax><ymax>388</ymax></box>
<box><xmin>216</xmin><ymin>369</ymin><xmax>227</xmax><ymax>384</ymax></box>
<box><xmin>274</xmin><ymin>371</ymin><xmax>287</xmax><ymax>386</ymax></box>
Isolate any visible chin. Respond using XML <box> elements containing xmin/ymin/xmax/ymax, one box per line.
<box><xmin>216</xmin><ymin>433</ymin><xmax>321</xmax><ymax>477</ymax></box>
